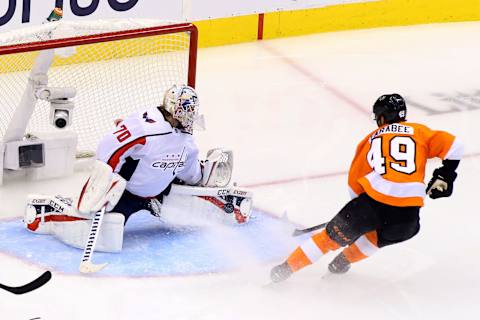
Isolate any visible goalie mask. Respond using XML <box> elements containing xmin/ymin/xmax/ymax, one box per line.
<box><xmin>163</xmin><ymin>84</ymin><xmax>201</xmax><ymax>134</ymax></box>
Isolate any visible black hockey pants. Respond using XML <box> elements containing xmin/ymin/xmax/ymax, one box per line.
<box><xmin>326</xmin><ymin>193</ymin><xmax>421</xmax><ymax>248</ymax></box>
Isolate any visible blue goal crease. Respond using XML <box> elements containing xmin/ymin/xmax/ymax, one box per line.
<box><xmin>0</xmin><ymin>208</ymin><xmax>306</xmax><ymax>277</ymax></box>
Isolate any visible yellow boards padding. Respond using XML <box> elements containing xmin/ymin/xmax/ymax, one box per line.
<box><xmin>262</xmin><ymin>0</ymin><xmax>480</xmax><ymax>39</ymax></box>
<box><xmin>194</xmin><ymin>15</ymin><xmax>259</xmax><ymax>48</ymax></box>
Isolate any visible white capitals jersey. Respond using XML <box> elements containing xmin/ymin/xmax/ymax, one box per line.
<box><xmin>96</xmin><ymin>107</ymin><xmax>202</xmax><ymax>198</ymax></box>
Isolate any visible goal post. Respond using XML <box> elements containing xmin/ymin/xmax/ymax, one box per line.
<box><xmin>0</xmin><ymin>20</ymin><xmax>198</xmax><ymax>185</ymax></box>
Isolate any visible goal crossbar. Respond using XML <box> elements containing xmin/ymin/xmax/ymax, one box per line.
<box><xmin>0</xmin><ymin>23</ymin><xmax>198</xmax><ymax>87</ymax></box>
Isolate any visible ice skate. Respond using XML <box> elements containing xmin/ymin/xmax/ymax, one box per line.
<box><xmin>270</xmin><ymin>262</ymin><xmax>293</xmax><ymax>283</ymax></box>
<box><xmin>328</xmin><ymin>252</ymin><xmax>351</xmax><ymax>274</ymax></box>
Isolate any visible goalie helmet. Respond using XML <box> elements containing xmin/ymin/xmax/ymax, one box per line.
<box><xmin>163</xmin><ymin>84</ymin><xmax>199</xmax><ymax>134</ymax></box>
<box><xmin>373</xmin><ymin>93</ymin><xmax>407</xmax><ymax>127</ymax></box>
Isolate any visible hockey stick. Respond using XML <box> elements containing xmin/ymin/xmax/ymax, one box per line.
<box><xmin>79</xmin><ymin>206</ymin><xmax>108</xmax><ymax>273</ymax></box>
<box><xmin>0</xmin><ymin>271</ymin><xmax>51</xmax><ymax>295</ymax></box>
<box><xmin>292</xmin><ymin>222</ymin><xmax>327</xmax><ymax>236</ymax></box>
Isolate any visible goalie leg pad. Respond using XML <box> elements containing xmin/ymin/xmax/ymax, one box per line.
<box><xmin>53</xmin><ymin>212</ymin><xmax>124</xmax><ymax>253</ymax></box>
<box><xmin>24</xmin><ymin>194</ymin><xmax>124</xmax><ymax>252</ymax></box>
<box><xmin>25</xmin><ymin>194</ymin><xmax>90</xmax><ymax>234</ymax></box>
<box><xmin>161</xmin><ymin>190</ymin><xmax>252</xmax><ymax>227</ymax></box>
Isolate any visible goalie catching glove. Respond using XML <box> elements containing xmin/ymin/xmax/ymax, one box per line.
<box><xmin>426</xmin><ymin>160</ymin><xmax>459</xmax><ymax>199</ymax></box>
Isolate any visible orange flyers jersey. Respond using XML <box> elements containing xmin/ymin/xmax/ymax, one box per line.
<box><xmin>348</xmin><ymin>122</ymin><xmax>464</xmax><ymax>207</ymax></box>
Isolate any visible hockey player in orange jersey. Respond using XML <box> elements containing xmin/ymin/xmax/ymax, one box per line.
<box><xmin>270</xmin><ymin>93</ymin><xmax>464</xmax><ymax>282</ymax></box>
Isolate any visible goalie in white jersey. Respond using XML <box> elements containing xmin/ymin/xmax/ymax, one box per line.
<box><xmin>89</xmin><ymin>84</ymin><xmax>204</xmax><ymax>222</ymax></box>
<box><xmin>24</xmin><ymin>85</ymin><xmax>252</xmax><ymax>253</ymax></box>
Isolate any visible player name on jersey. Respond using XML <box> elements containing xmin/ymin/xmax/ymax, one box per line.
<box><xmin>369</xmin><ymin>123</ymin><xmax>414</xmax><ymax>142</ymax></box>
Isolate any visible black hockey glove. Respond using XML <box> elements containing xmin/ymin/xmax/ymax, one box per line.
<box><xmin>426</xmin><ymin>160</ymin><xmax>459</xmax><ymax>199</ymax></box>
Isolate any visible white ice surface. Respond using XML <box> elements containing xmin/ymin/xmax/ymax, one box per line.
<box><xmin>1</xmin><ymin>21</ymin><xmax>480</xmax><ymax>319</ymax></box>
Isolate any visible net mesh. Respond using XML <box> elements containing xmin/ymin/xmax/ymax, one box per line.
<box><xmin>0</xmin><ymin>19</ymin><xmax>194</xmax><ymax>154</ymax></box>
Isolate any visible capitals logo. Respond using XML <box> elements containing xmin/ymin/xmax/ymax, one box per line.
<box><xmin>151</xmin><ymin>149</ymin><xmax>187</xmax><ymax>175</ymax></box>
<box><xmin>143</xmin><ymin>112</ymin><xmax>156</xmax><ymax>123</ymax></box>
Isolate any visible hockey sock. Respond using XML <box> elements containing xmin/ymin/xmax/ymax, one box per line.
<box><xmin>342</xmin><ymin>231</ymin><xmax>379</xmax><ymax>264</ymax></box>
<box><xmin>287</xmin><ymin>229</ymin><xmax>340</xmax><ymax>272</ymax></box>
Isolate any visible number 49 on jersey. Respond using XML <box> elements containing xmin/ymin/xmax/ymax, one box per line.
<box><xmin>367</xmin><ymin>136</ymin><xmax>416</xmax><ymax>175</ymax></box>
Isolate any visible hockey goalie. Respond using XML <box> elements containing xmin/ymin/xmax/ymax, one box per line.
<box><xmin>23</xmin><ymin>85</ymin><xmax>253</xmax><ymax>253</ymax></box>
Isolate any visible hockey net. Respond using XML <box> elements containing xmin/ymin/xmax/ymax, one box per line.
<box><xmin>0</xmin><ymin>19</ymin><xmax>197</xmax><ymax>157</ymax></box>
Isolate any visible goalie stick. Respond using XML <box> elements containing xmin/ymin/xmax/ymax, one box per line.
<box><xmin>0</xmin><ymin>271</ymin><xmax>51</xmax><ymax>295</ymax></box>
<box><xmin>79</xmin><ymin>206</ymin><xmax>108</xmax><ymax>273</ymax></box>
<box><xmin>292</xmin><ymin>222</ymin><xmax>327</xmax><ymax>236</ymax></box>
